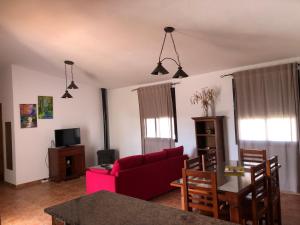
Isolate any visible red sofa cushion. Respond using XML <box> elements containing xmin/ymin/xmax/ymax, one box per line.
<box><xmin>164</xmin><ymin>146</ymin><xmax>184</xmax><ymax>158</ymax></box>
<box><xmin>111</xmin><ymin>155</ymin><xmax>144</xmax><ymax>175</ymax></box>
<box><xmin>144</xmin><ymin>151</ymin><xmax>167</xmax><ymax>164</ymax></box>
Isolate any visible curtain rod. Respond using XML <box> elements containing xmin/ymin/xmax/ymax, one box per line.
<box><xmin>220</xmin><ymin>74</ymin><xmax>233</xmax><ymax>78</ymax></box>
<box><xmin>220</xmin><ymin>63</ymin><xmax>300</xmax><ymax>78</ymax></box>
<box><xmin>131</xmin><ymin>82</ymin><xmax>180</xmax><ymax>92</ymax></box>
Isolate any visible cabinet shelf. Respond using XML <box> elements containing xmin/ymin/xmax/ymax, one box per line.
<box><xmin>197</xmin><ymin>134</ymin><xmax>215</xmax><ymax>137</ymax></box>
<box><xmin>192</xmin><ymin>116</ymin><xmax>225</xmax><ymax>166</ymax></box>
<box><xmin>198</xmin><ymin>148</ymin><xmax>216</xmax><ymax>151</ymax></box>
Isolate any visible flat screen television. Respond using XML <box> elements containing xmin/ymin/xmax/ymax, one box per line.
<box><xmin>55</xmin><ymin>128</ymin><xmax>81</xmax><ymax>147</ymax></box>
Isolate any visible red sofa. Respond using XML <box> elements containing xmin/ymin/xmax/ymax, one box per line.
<box><xmin>86</xmin><ymin>146</ymin><xmax>188</xmax><ymax>200</ymax></box>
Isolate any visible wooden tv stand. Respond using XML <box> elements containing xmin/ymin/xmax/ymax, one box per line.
<box><xmin>48</xmin><ymin>145</ymin><xmax>85</xmax><ymax>182</ymax></box>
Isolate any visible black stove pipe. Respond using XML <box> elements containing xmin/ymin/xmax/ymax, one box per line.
<box><xmin>98</xmin><ymin>88</ymin><xmax>118</xmax><ymax>165</ymax></box>
<box><xmin>101</xmin><ymin>88</ymin><xmax>109</xmax><ymax>150</ymax></box>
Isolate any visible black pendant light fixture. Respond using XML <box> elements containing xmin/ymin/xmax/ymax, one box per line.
<box><xmin>61</xmin><ymin>60</ymin><xmax>74</xmax><ymax>98</ymax></box>
<box><xmin>151</xmin><ymin>26</ymin><xmax>188</xmax><ymax>79</ymax></box>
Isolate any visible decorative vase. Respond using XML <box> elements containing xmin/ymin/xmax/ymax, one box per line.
<box><xmin>202</xmin><ymin>105</ymin><xmax>209</xmax><ymax>117</ymax></box>
<box><xmin>210</xmin><ymin>100</ymin><xmax>216</xmax><ymax>116</ymax></box>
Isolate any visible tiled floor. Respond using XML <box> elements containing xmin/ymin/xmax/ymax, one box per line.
<box><xmin>0</xmin><ymin>178</ymin><xmax>85</xmax><ymax>225</ymax></box>
<box><xmin>1</xmin><ymin>178</ymin><xmax>300</xmax><ymax>225</ymax></box>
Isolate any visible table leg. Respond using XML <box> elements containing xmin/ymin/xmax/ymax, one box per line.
<box><xmin>219</xmin><ymin>192</ymin><xmax>243</xmax><ymax>224</ymax></box>
<box><xmin>228</xmin><ymin>195</ymin><xmax>243</xmax><ymax>224</ymax></box>
<box><xmin>229</xmin><ymin>204</ymin><xmax>242</xmax><ymax>224</ymax></box>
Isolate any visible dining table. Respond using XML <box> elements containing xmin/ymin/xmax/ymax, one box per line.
<box><xmin>170</xmin><ymin>160</ymin><xmax>259</xmax><ymax>224</ymax></box>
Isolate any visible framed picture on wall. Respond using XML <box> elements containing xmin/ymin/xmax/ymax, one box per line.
<box><xmin>38</xmin><ymin>96</ymin><xmax>53</xmax><ymax>119</ymax></box>
<box><xmin>20</xmin><ymin>104</ymin><xmax>37</xmax><ymax>128</ymax></box>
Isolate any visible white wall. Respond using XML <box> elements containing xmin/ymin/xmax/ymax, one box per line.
<box><xmin>109</xmin><ymin>86</ymin><xmax>142</xmax><ymax>158</ymax></box>
<box><xmin>175</xmin><ymin>74</ymin><xmax>237</xmax><ymax>159</ymax></box>
<box><xmin>10</xmin><ymin>65</ymin><xmax>103</xmax><ymax>185</ymax></box>
<box><xmin>108</xmin><ymin>73</ymin><xmax>238</xmax><ymax>160</ymax></box>
<box><xmin>0</xmin><ymin>65</ymin><xmax>17</xmax><ymax>184</ymax></box>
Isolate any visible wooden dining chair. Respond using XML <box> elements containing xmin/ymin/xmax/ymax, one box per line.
<box><xmin>267</xmin><ymin>156</ymin><xmax>282</xmax><ymax>225</ymax></box>
<box><xmin>242</xmin><ymin>162</ymin><xmax>269</xmax><ymax>225</ymax></box>
<box><xmin>184</xmin><ymin>156</ymin><xmax>201</xmax><ymax>169</ymax></box>
<box><xmin>240</xmin><ymin>149</ymin><xmax>266</xmax><ymax>170</ymax></box>
<box><xmin>205</xmin><ymin>150</ymin><xmax>217</xmax><ymax>170</ymax></box>
<box><xmin>182</xmin><ymin>169</ymin><xmax>219</xmax><ymax>218</ymax></box>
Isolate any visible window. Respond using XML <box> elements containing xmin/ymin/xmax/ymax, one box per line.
<box><xmin>144</xmin><ymin>87</ymin><xmax>178</xmax><ymax>141</ymax></box>
<box><xmin>232</xmin><ymin>63</ymin><xmax>300</xmax><ymax>192</ymax></box>
<box><xmin>137</xmin><ymin>83</ymin><xmax>177</xmax><ymax>153</ymax></box>
<box><xmin>145</xmin><ymin>117</ymin><xmax>175</xmax><ymax>139</ymax></box>
<box><xmin>232</xmin><ymin>76</ymin><xmax>298</xmax><ymax>143</ymax></box>
<box><xmin>239</xmin><ymin>117</ymin><xmax>297</xmax><ymax>142</ymax></box>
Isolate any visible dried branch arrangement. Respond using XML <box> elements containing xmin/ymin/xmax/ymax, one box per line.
<box><xmin>190</xmin><ymin>87</ymin><xmax>216</xmax><ymax>116</ymax></box>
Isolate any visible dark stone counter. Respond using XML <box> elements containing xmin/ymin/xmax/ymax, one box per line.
<box><xmin>45</xmin><ymin>191</ymin><xmax>237</xmax><ymax>225</ymax></box>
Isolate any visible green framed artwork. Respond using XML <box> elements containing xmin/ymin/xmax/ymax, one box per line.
<box><xmin>20</xmin><ymin>104</ymin><xmax>37</xmax><ymax>128</ymax></box>
<box><xmin>38</xmin><ymin>96</ymin><xmax>53</xmax><ymax>119</ymax></box>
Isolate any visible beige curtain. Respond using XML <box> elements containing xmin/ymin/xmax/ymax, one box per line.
<box><xmin>137</xmin><ymin>83</ymin><xmax>175</xmax><ymax>154</ymax></box>
<box><xmin>234</xmin><ymin>63</ymin><xmax>300</xmax><ymax>192</ymax></box>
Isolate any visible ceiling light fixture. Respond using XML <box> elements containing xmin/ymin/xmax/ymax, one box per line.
<box><xmin>151</xmin><ymin>26</ymin><xmax>188</xmax><ymax>79</ymax></box>
<box><xmin>61</xmin><ymin>60</ymin><xmax>75</xmax><ymax>98</ymax></box>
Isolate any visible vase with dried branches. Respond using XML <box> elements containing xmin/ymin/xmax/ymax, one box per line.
<box><xmin>190</xmin><ymin>87</ymin><xmax>216</xmax><ymax>116</ymax></box>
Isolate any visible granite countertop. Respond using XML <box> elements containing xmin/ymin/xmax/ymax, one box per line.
<box><xmin>45</xmin><ymin>191</ymin><xmax>238</xmax><ymax>225</ymax></box>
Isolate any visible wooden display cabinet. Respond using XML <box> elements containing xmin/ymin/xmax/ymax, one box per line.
<box><xmin>48</xmin><ymin>145</ymin><xmax>85</xmax><ymax>182</ymax></box>
<box><xmin>192</xmin><ymin>116</ymin><xmax>225</xmax><ymax>165</ymax></box>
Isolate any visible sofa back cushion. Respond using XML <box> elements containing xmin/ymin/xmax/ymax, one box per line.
<box><xmin>111</xmin><ymin>155</ymin><xmax>144</xmax><ymax>175</ymax></box>
<box><xmin>144</xmin><ymin>151</ymin><xmax>167</xmax><ymax>164</ymax></box>
<box><xmin>117</xmin><ymin>154</ymin><xmax>188</xmax><ymax>200</ymax></box>
<box><xmin>164</xmin><ymin>146</ymin><xmax>184</xmax><ymax>158</ymax></box>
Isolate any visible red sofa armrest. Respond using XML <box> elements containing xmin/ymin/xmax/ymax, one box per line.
<box><xmin>86</xmin><ymin>169</ymin><xmax>117</xmax><ymax>194</ymax></box>
<box><xmin>88</xmin><ymin>168</ymin><xmax>111</xmax><ymax>174</ymax></box>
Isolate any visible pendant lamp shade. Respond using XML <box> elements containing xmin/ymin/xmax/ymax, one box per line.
<box><xmin>68</xmin><ymin>80</ymin><xmax>79</xmax><ymax>89</ymax></box>
<box><xmin>61</xmin><ymin>90</ymin><xmax>73</xmax><ymax>98</ymax></box>
<box><xmin>173</xmin><ymin>66</ymin><xmax>188</xmax><ymax>79</ymax></box>
<box><xmin>151</xmin><ymin>62</ymin><xmax>169</xmax><ymax>75</ymax></box>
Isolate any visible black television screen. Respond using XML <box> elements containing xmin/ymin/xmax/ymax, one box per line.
<box><xmin>55</xmin><ymin>128</ymin><xmax>81</xmax><ymax>147</ymax></box>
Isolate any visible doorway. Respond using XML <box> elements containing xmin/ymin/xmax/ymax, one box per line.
<box><xmin>0</xmin><ymin>103</ymin><xmax>3</xmax><ymax>181</ymax></box>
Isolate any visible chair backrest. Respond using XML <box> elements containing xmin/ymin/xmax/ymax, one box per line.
<box><xmin>197</xmin><ymin>150</ymin><xmax>217</xmax><ymax>171</ymax></box>
<box><xmin>240</xmin><ymin>149</ymin><xmax>266</xmax><ymax>169</ymax></box>
<box><xmin>182</xmin><ymin>169</ymin><xmax>219</xmax><ymax>218</ymax></box>
<box><xmin>250</xmin><ymin>162</ymin><xmax>268</xmax><ymax>218</ymax></box>
<box><xmin>205</xmin><ymin>150</ymin><xmax>217</xmax><ymax>170</ymax></box>
<box><xmin>266</xmin><ymin>156</ymin><xmax>282</xmax><ymax>225</ymax></box>
<box><xmin>266</xmin><ymin>156</ymin><xmax>280</xmax><ymax>202</ymax></box>
<box><xmin>184</xmin><ymin>157</ymin><xmax>201</xmax><ymax>169</ymax></box>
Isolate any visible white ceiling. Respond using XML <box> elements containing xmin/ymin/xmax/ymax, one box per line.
<box><xmin>0</xmin><ymin>0</ymin><xmax>300</xmax><ymax>88</ymax></box>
